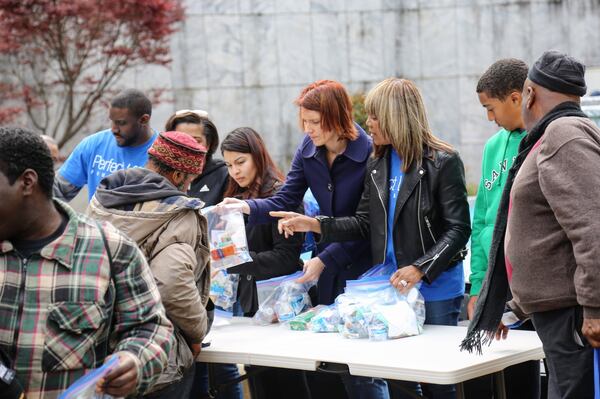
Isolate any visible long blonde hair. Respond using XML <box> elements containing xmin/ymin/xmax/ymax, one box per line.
<box><xmin>365</xmin><ymin>78</ymin><xmax>454</xmax><ymax>171</ymax></box>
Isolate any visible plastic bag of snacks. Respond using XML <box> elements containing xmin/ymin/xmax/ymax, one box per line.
<box><xmin>335</xmin><ymin>294</ymin><xmax>373</xmax><ymax>339</ymax></box>
<box><xmin>58</xmin><ymin>355</ymin><xmax>119</xmax><ymax>399</ymax></box>
<box><xmin>255</xmin><ymin>271</ymin><xmax>303</xmax><ymax>305</ymax></box>
<box><xmin>253</xmin><ymin>272</ymin><xmax>314</xmax><ymax>325</ymax></box>
<box><xmin>210</xmin><ymin>269</ymin><xmax>239</xmax><ymax>311</ymax></box>
<box><xmin>288</xmin><ymin>305</ymin><xmax>327</xmax><ymax>331</ymax></box>
<box><xmin>310</xmin><ymin>304</ymin><xmax>341</xmax><ymax>333</ymax></box>
<box><xmin>336</xmin><ymin>277</ymin><xmax>425</xmax><ymax>340</ymax></box>
<box><xmin>201</xmin><ymin>205</ymin><xmax>252</xmax><ymax>270</ymax></box>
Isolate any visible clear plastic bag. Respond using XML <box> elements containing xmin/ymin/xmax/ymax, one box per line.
<box><xmin>58</xmin><ymin>355</ymin><xmax>119</xmax><ymax>399</ymax></box>
<box><xmin>212</xmin><ymin>308</ymin><xmax>234</xmax><ymax>327</ymax></box>
<box><xmin>253</xmin><ymin>272</ymin><xmax>314</xmax><ymax>325</ymax></box>
<box><xmin>210</xmin><ymin>269</ymin><xmax>239</xmax><ymax>311</ymax></box>
<box><xmin>375</xmin><ymin>287</ymin><xmax>425</xmax><ymax>339</ymax></box>
<box><xmin>336</xmin><ymin>295</ymin><xmax>373</xmax><ymax>339</ymax></box>
<box><xmin>288</xmin><ymin>305</ymin><xmax>326</xmax><ymax>331</ymax></box>
<box><xmin>310</xmin><ymin>304</ymin><xmax>341</xmax><ymax>333</ymax></box>
<box><xmin>201</xmin><ymin>205</ymin><xmax>252</xmax><ymax>270</ymax></box>
<box><xmin>358</xmin><ymin>263</ymin><xmax>397</xmax><ymax>279</ymax></box>
<box><xmin>255</xmin><ymin>271</ymin><xmax>303</xmax><ymax>305</ymax></box>
<box><xmin>336</xmin><ymin>277</ymin><xmax>426</xmax><ymax>340</ymax></box>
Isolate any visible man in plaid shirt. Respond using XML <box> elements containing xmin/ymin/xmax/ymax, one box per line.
<box><xmin>0</xmin><ymin>127</ymin><xmax>174</xmax><ymax>398</ymax></box>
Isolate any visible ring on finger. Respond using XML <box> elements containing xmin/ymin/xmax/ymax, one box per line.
<box><xmin>400</xmin><ymin>279</ymin><xmax>409</xmax><ymax>288</ymax></box>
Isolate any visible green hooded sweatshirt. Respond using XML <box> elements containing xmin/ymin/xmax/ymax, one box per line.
<box><xmin>469</xmin><ymin>128</ymin><xmax>526</xmax><ymax>296</ymax></box>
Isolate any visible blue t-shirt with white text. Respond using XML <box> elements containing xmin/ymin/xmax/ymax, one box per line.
<box><xmin>386</xmin><ymin>149</ymin><xmax>403</xmax><ymax>267</ymax></box>
<box><xmin>58</xmin><ymin>129</ymin><xmax>157</xmax><ymax>201</ymax></box>
<box><xmin>386</xmin><ymin>149</ymin><xmax>464</xmax><ymax>302</ymax></box>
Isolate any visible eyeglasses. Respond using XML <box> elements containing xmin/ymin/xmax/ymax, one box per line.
<box><xmin>175</xmin><ymin>109</ymin><xmax>210</xmax><ymax>119</ymax></box>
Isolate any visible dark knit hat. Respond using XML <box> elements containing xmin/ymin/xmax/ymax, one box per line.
<box><xmin>528</xmin><ymin>50</ymin><xmax>587</xmax><ymax>96</ymax></box>
<box><xmin>148</xmin><ymin>131</ymin><xmax>207</xmax><ymax>174</ymax></box>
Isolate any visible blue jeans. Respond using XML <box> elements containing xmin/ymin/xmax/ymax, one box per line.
<box><xmin>424</xmin><ymin>296</ymin><xmax>463</xmax><ymax>326</ymax></box>
<box><xmin>340</xmin><ymin>374</ymin><xmax>390</xmax><ymax>399</ymax></box>
<box><xmin>193</xmin><ymin>362</ymin><xmax>243</xmax><ymax>399</ymax></box>
<box><xmin>389</xmin><ymin>296</ymin><xmax>463</xmax><ymax>399</ymax></box>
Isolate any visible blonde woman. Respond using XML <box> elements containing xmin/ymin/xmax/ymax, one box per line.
<box><xmin>273</xmin><ymin>78</ymin><xmax>471</xmax><ymax>399</ymax></box>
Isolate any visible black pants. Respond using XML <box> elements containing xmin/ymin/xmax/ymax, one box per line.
<box><xmin>144</xmin><ymin>363</ymin><xmax>196</xmax><ymax>399</ymax></box>
<box><xmin>531</xmin><ymin>306</ymin><xmax>594</xmax><ymax>399</ymax></box>
<box><xmin>463</xmin><ymin>320</ymin><xmax>541</xmax><ymax>399</ymax></box>
<box><xmin>306</xmin><ymin>372</ymin><xmax>348</xmax><ymax>399</ymax></box>
<box><xmin>247</xmin><ymin>365</ymin><xmax>312</xmax><ymax>399</ymax></box>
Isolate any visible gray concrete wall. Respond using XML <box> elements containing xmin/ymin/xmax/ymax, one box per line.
<box><xmin>106</xmin><ymin>0</ymin><xmax>600</xmax><ymax>186</ymax></box>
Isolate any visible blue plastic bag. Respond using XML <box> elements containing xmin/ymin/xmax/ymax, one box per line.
<box><xmin>58</xmin><ymin>355</ymin><xmax>119</xmax><ymax>399</ymax></box>
<box><xmin>345</xmin><ymin>277</ymin><xmax>399</xmax><ymax>303</ymax></box>
<box><xmin>358</xmin><ymin>263</ymin><xmax>397</xmax><ymax>279</ymax></box>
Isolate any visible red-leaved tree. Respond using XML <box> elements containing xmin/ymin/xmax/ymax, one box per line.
<box><xmin>0</xmin><ymin>0</ymin><xmax>184</xmax><ymax>146</ymax></box>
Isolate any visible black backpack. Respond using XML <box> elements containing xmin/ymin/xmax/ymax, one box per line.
<box><xmin>0</xmin><ymin>347</ymin><xmax>25</xmax><ymax>399</ymax></box>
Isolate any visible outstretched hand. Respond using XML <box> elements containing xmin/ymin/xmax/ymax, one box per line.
<box><xmin>217</xmin><ymin>198</ymin><xmax>250</xmax><ymax>214</ymax></box>
<box><xmin>269</xmin><ymin>211</ymin><xmax>321</xmax><ymax>238</ymax></box>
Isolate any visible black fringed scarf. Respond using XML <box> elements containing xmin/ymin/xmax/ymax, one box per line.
<box><xmin>461</xmin><ymin>101</ymin><xmax>588</xmax><ymax>354</ymax></box>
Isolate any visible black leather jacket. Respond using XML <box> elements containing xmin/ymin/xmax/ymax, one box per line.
<box><xmin>319</xmin><ymin>146</ymin><xmax>471</xmax><ymax>284</ymax></box>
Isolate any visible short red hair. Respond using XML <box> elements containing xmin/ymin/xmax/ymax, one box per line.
<box><xmin>294</xmin><ymin>80</ymin><xmax>358</xmax><ymax>141</ymax></box>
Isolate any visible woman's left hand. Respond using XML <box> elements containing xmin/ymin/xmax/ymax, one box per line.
<box><xmin>390</xmin><ymin>266</ymin><xmax>424</xmax><ymax>294</ymax></box>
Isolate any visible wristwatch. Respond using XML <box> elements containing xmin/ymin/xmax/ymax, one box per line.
<box><xmin>314</xmin><ymin>215</ymin><xmax>331</xmax><ymax>224</ymax></box>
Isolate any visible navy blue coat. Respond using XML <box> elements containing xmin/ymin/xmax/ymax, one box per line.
<box><xmin>247</xmin><ymin>126</ymin><xmax>373</xmax><ymax>304</ymax></box>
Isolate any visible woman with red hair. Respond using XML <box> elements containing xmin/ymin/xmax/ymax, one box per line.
<box><xmin>222</xmin><ymin>80</ymin><xmax>389</xmax><ymax>399</ymax></box>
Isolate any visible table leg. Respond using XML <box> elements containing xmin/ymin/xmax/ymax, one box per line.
<box><xmin>207</xmin><ymin>363</ymin><xmax>217</xmax><ymax>399</ymax></box>
<box><xmin>456</xmin><ymin>381</ymin><xmax>465</xmax><ymax>399</ymax></box>
<box><xmin>493</xmin><ymin>370</ymin><xmax>507</xmax><ymax>399</ymax></box>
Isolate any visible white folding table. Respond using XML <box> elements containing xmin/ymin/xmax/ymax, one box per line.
<box><xmin>198</xmin><ymin>317</ymin><xmax>544</xmax><ymax>398</ymax></box>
